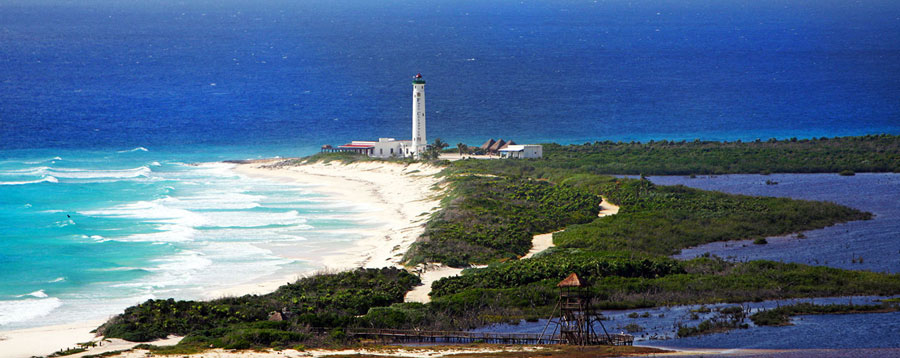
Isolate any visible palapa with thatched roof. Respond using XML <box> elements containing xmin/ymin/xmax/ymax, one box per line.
<box><xmin>479</xmin><ymin>138</ymin><xmax>518</xmax><ymax>154</ymax></box>
<box><xmin>557</xmin><ymin>272</ymin><xmax>584</xmax><ymax>287</ymax></box>
<box><xmin>480</xmin><ymin>139</ymin><xmax>496</xmax><ymax>151</ymax></box>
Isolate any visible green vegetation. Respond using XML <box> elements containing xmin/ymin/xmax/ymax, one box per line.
<box><xmin>676</xmin><ymin>305</ymin><xmax>748</xmax><ymax>337</ymax></box>
<box><xmin>430</xmin><ymin>250</ymin><xmax>684</xmax><ymax>297</ymax></box>
<box><xmin>750</xmin><ymin>302</ymin><xmax>899</xmax><ymax>326</ymax></box>
<box><xmin>404</xmin><ymin>176</ymin><xmax>599</xmax><ymax>266</ymax></box>
<box><xmin>98</xmin><ymin>268</ymin><xmax>418</xmax><ymax>348</ymax></box>
<box><xmin>622</xmin><ymin>323</ymin><xmax>643</xmax><ymax>333</ymax></box>
<box><xmin>425</xmin><ymin>254</ymin><xmax>900</xmax><ymax>325</ymax></box>
<box><xmin>553</xmin><ymin>178</ymin><xmax>869</xmax><ymax>256</ymax></box>
<box><xmin>48</xmin><ymin>347</ymin><xmax>87</xmax><ymax>357</ymax></box>
<box><xmin>450</xmin><ymin>134</ymin><xmax>900</xmax><ymax>176</ymax></box>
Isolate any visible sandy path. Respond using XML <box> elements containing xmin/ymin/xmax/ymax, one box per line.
<box><xmin>404</xmin><ymin>264</ymin><xmax>464</xmax><ymax>303</ymax></box>
<box><xmin>598</xmin><ymin>196</ymin><xmax>620</xmax><ymax>217</ymax></box>
<box><xmin>522</xmin><ymin>197</ymin><xmax>620</xmax><ymax>260</ymax></box>
<box><xmin>408</xmin><ymin>197</ymin><xmax>622</xmax><ymax>303</ymax></box>
<box><xmin>521</xmin><ymin>231</ymin><xmax>561</xmax><ymax>259</ymax></box>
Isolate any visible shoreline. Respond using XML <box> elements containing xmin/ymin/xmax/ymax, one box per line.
<box><xmin>231</xmin><ymin>158</ymin><xmax>445</xmax><ymax>271</ymax></box>
<box><xmin>0</xmin><ymin>158</ymin><xmax>446</xmax><ymax>358</ymax></box>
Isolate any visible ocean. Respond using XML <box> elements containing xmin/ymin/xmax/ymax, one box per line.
<box><xmin>0</xmin><ymin>147</ymin><xmax>374</xmax><ymax>330</ymax></box>
<box><xmin>1</xmin><ymin>0</ymin><xmax>899</xmax><ymax>332</ymax></box>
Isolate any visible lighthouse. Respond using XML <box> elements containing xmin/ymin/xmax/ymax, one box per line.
<box><xmin>411</xmin><ymin>73</ymin><xmax>427</xmax><ymax>157</ymax></box>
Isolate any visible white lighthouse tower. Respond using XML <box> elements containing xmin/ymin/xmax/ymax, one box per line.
<box><xmin>411</xmin><ymin>73</ymin><xmax>427</xmax><ymax>158</ymax></box>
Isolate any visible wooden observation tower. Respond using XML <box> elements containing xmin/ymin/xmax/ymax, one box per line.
<box><xmin>539</xmin><ymin>273</ymin><xmax>633</xmax><ymax>346</ymax></box>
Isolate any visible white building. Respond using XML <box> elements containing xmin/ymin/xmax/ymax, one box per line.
<box><xmin>371</xmin><ymin>138</ymin><xmax>416</xmax><ymax>158</ymax></box>
<box><xmin>330</xmin><ymin>74</ymin><xmax>428</xmax><ymax>159</ymax></box>
<box><xmin>499</xmin><ymin>144</ymin><xmax>543</xmax><ymax>159</ymax></box>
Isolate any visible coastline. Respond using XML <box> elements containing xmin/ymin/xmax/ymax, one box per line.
<box><xmin>231</xmin><ymin>158</ymin><xmax>445</xmax><ymax>271</ymax></box>
<box><xmin>0</xmin><ymin>158</ymin><xmax>446</xmax><ymax>358</ymax></box>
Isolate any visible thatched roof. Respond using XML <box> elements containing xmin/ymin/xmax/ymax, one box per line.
<box><xmin>489</xmin><ymin>139</ymin><xmax>507</xmax><ymax>152</ymax></box>
<box><xmin>557</xmin><ymin>273</ymin><xmax>584</xmax><ymax>287</ymax></box>
<box><xmin>480</xmin><ymin>139</ymin><xmax>496</xmax><ymax>150</ymax></box>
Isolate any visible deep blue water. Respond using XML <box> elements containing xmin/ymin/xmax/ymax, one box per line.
<box><xmin>2</xmin><ymin>0</ymin><xmax>899</xmax><ymax>155</ymax></box>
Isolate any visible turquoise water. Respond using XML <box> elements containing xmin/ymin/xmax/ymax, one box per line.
<box><xmin>0</xmin><ymin>147</ymin><xmax>369</xmax><ymax>330</ymax></box>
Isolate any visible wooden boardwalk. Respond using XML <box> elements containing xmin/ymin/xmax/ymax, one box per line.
<box><xmin>347</xmin><ymin>328</ymin><xmax>634</xmax><ymax>346</ymax></box>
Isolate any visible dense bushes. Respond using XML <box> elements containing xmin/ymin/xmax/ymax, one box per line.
<box><xmin>98</xmin><ymin>268</ymin><xmax>419</xmax><ymax>345</ymax></box>
<box><xmin>430</xmin><ymin>250</ymin><xmax>684</xmax><ymax>297</ymax></box>
<box><xmin>404</xmin><ymin>176</ymin><xmax>599</xmax><ymax>266</ymax></box>
<box><xmin>426</xmin><ymin>256</ymin><xmax>900</xmax><ymax>322</ymax></box>
<box><xmin>554</xmin><ymin>178</ymin><xmax>870</xmax><ymax>255</ymax></box>
<box><xmin>449</xmin><ymin>134</ymin><xmax>900</xmax><ymax>176</ymax></box>
<box><xmin>750</xmin><ymin>302</ymin><xmax>899</xmax><ymax>326</ymax></box>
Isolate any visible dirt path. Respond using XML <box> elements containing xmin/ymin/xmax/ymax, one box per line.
<box><xmin>404</xmin><ymin>264</ymin><xmax>464</xmax><ymax>303</ymax></box>
<box><xmin>405</xmin><ymin>198</ymin><xmax>620</xmax><ymax>303</ymax></box>
<box><xmin>522</xmin><ymin>197</ymin><xmax>620</xmax><ymax>260</ymax></box>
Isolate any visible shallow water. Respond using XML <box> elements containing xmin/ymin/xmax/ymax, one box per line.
<box><xmin>643</xmin><ymin>173</ymin><xmax>900</xmax><ymax>273</ymax></box>
<box><xmin>0</xmin><ymin>148</ymin><xmax>372</xmax><ymax>330</ymax></box>
<box><xmin>475</xmin><ymin>296</ymin><xmax>900</xmax><ymax>349</ymax></box>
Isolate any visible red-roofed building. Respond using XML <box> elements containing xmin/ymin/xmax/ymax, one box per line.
<box><xmin>321</xmin><ymin>74</ymin><xmax>428</xmax><ymax>158</ymax></box>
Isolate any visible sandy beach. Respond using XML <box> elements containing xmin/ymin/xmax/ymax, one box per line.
<box><xmin>199</xmin><ymin>158</ymin><xmax>447</xmax><ymax>300</ymax></box>
<box><xmin>232</xmin><ymin>159</ymin><xmax>446</xmax><ymax>271</ymax></box>
<box><xmin>0</xmin><ymin>159</ymin><xmax>446</xmax><ymax>358</ymax></box>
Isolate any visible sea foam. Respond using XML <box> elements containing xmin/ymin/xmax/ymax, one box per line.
<box><xmin>0</xmin><ymin>297</ymin><xmax>63</xmax><ymax>326</ymax></box>
<box><xmin>49</xmin><ymin>166</ymin><xmax>151</xmax><ymax>179</ymax></box>
<box><xmin>0</xmin><ymin>176</ymin><xmax>58</xmax><ymax>185</ymax></box>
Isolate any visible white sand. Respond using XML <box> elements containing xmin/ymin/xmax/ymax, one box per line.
<box><xmin>521</xmin><ymin>231</ymin><xmax>560</xmax><ymax>259</ymax></box>
<box><xmin>66</xmin><ymin>336</ymin><xmax>183</xmax><ymax>358</ymax></box>
<box><xmin>404</xmin><ymin>264</ymin><xmax>464</xmax><ymax>303</ymax></box>
<box><xmin>0</xmin><ymin>321</ymin><xmax>181</xmax><ymax>358</ymax></box>
<box><xmin>598</xmin><ymin>196</ymin><xmax>620</xmax><ymax>217</ymax></box>
<box><xmin>0</xmin><ymin>320</ymin><xmax>103</xmax><ymax>358</ymax></box>
<box><xmin>233</xmin><ymin>159</ymin><xmax>445</xmax><ymax>271</ymax></box>
<box><xmin>207</xmin><ymin>159</ymin><xmax>446</xmax><ymax>299</ymax></box>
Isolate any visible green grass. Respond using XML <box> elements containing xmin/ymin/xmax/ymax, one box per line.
<box><xmin>750</xmin><ymin>302</ymin><xmax>899</xmax><ymax>326</ymax></box>
<box><xmin>553</xmin><ymin>178</ymin><xmax>870</xmax><ymax>256</ymax></box>
<box><xmin>404</xmin><ymin>176</ymin><xmax>599</xmax><ymax>266</ymax></box>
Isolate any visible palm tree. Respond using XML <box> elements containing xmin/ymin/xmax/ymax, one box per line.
<box><xmin>456</xmin><ymin>142</ymin><xmax>469</xmax><ymax>156</ymax></box>
<box><xmin>427</xmin><ymin>138</ymin><xmax>449</xmax><ymax>159</ymax></box>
